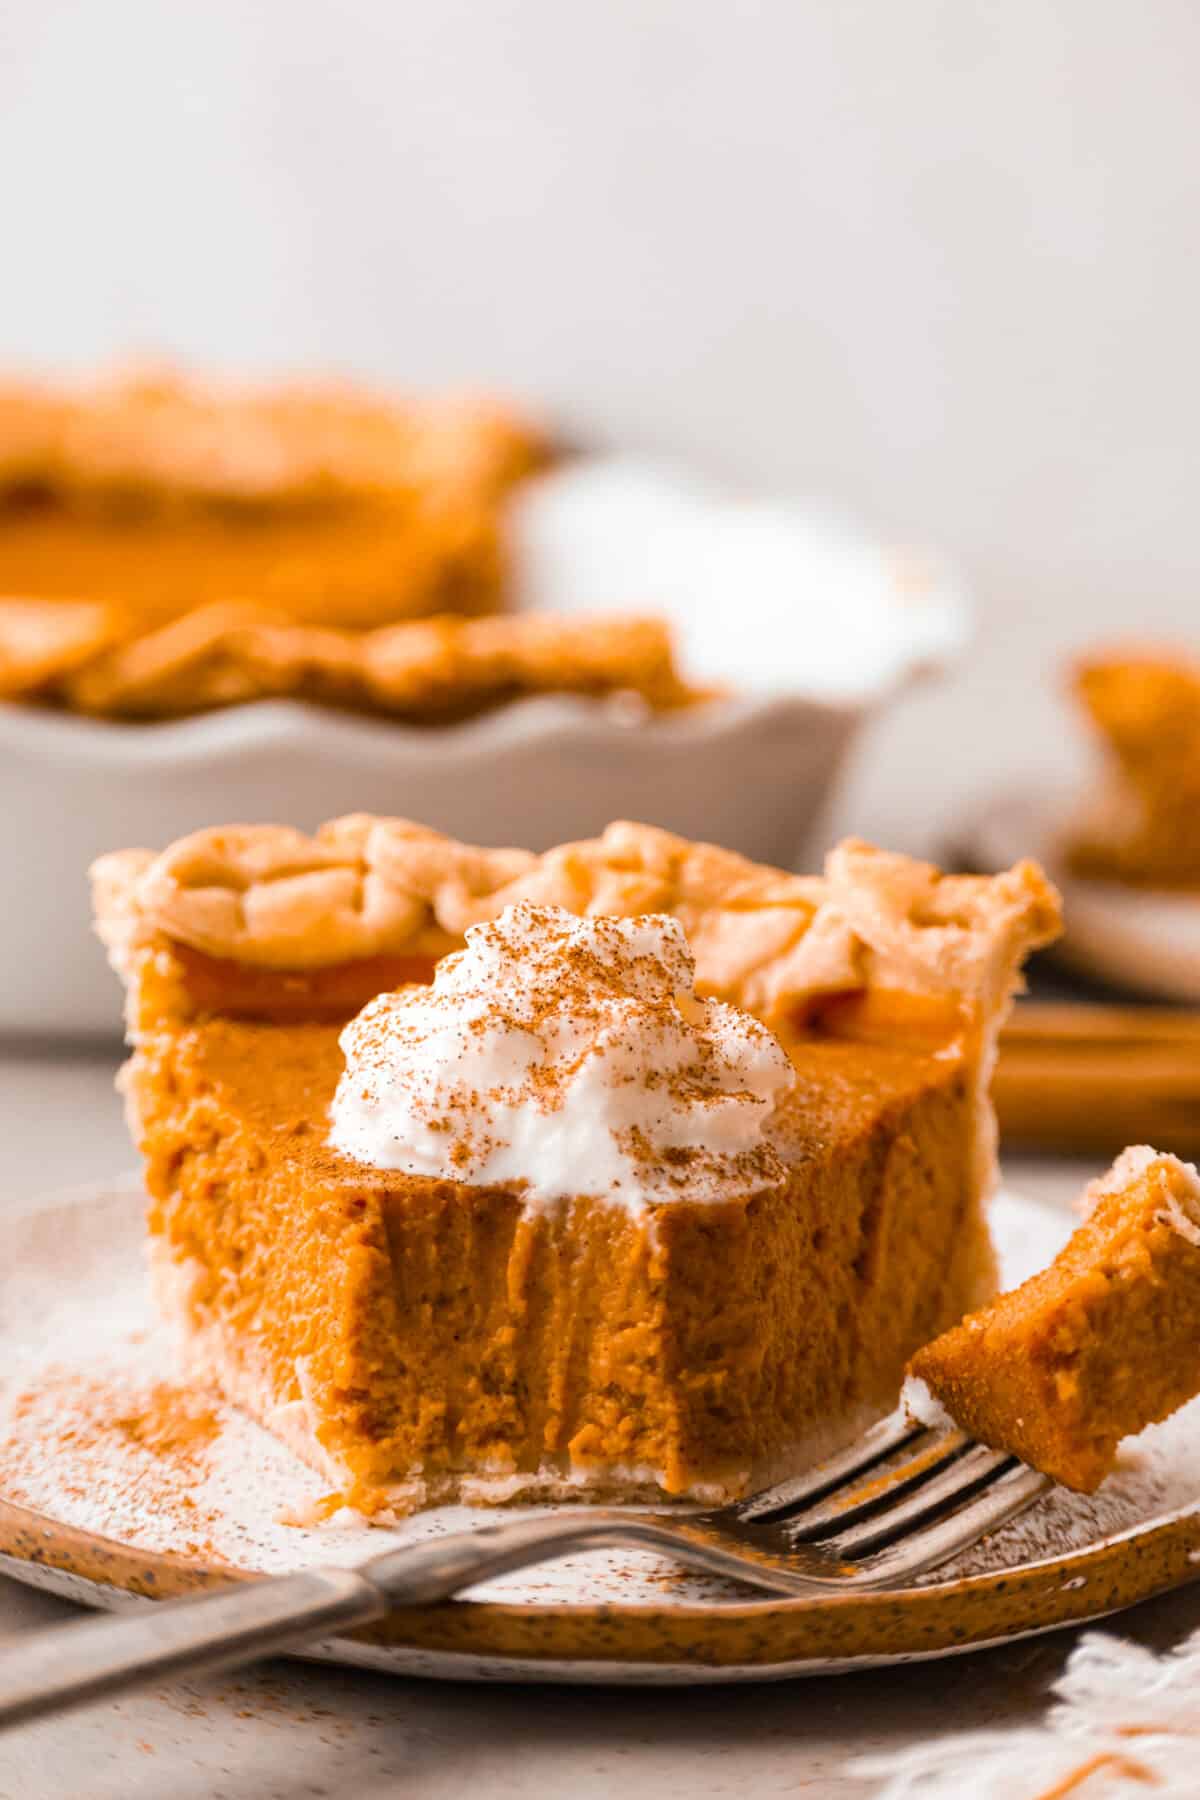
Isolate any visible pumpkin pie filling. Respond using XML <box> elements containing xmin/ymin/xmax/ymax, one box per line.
<box><xmin>94</xmin><ymin>816</ymin><xmax>1061</xmax><ymax>1512</ymax></box>
<box><xmin>910</xmin><ymin>1146</ymin><xmax>1200</xmax><ymax>1492</ymax></box>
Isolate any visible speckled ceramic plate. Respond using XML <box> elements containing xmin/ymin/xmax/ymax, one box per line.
<box><xmin>967</xmin><ymin>789</ymin><xmax>1200</xmax><ymax>1002</ymax></box>
<box><xmin>2</xmin><ymin>1176</ymin><xmax>1200</xmax><ymax>1685</ymax></box>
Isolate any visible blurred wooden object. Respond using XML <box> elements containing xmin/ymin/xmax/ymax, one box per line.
<box><xmin>995</xmin><ymin>1003</ymin><xmax>1200</xmax><ymax>1157</ymax></box>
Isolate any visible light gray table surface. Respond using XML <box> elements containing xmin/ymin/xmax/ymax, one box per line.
<box><xmin>0</xmin><ymin>1043</ymin><xmax>1196</xmax><ymax>1800</ymax></box>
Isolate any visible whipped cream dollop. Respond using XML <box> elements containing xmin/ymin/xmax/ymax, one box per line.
<box><xmin>327</xmin><ymin>901</ymin><xmax>797</xmax><ymax>1211</ymax></box>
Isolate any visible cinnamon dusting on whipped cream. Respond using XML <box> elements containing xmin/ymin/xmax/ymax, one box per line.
<box><xmin>327</xmin><ymin>902</ymin><xmax>796</xmax><ymax>1211</ymax></box>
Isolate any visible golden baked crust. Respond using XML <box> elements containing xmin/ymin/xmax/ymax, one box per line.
<box><xmin>1066</xmin><ymin>647</ymin><xmax>1200</xmax><ymax>888</ymax></box>
<box><xmin>0</xmin><ymin>597</ymin><xmax>118</xmax><ymax>700</ymax></box>
<box><xmin>911</xmin><ymin>1146</ymin><xmax>1200</xmax><ymax>1491</ymax></box>
<box><xmin>94</xmin><ymin>817</ymin><xmax>1061</xmax><ymax>1033</ymax></box>
<box><xmin>0</xmin><ymin>366</ymin><xmax>544</xmax><ymax>513</ymax></box>
<box><xmin>56</xmin><ymin>609</ymin><xmax>694</xmax><ymax>722</ymax></box>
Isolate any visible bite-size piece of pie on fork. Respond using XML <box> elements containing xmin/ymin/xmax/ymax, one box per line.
<box><xmin>911</xmin><ymin>1146</ymin><xmax>1200</xmax><ymax>1492</ymax></box>
<box><xmin>92</xmin><ymin>818</ymin><xmax>1060</xmax><ymax>1515</ymax></box>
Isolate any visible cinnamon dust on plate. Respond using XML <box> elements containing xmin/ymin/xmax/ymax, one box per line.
<box><xmin>1</xmin><ymin>1368</ymin><xmax>229</xmax><ymax>1564</ymax></box>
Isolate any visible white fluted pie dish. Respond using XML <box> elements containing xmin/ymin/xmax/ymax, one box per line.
<box><xmin>1</xmin><ymin>457</ymin><xmax>967</xmax><ymax>1035</ymax></box>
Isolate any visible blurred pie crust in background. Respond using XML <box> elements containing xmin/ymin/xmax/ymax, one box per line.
<box><xmin>955</xmin><ymin>648</ymin><xmax>1200</xmax><ymax>1156</ymax></box>
<box><xmin>0</xmin><ymin>363</ymin><xmax>570</xmax><ymax>720</ymax></box>
<box><xmin>0</xmin><ymin>421</ymin><xmax>969</xmax><ymax>1034</ymax></box>
<box><xmin>0</xmin><ymin>602</ymin><xmax>702</xmax><ymax>724</ymax></box>
<box><xmin>1064</xmin><ymin>646</ymin><xmax>1200</xmax><ymax>892</ymax></box>
<box><xmin>92</xmin><ymin>815</ymin><xmax>1057</xmax><ymax>1512</ymax></box>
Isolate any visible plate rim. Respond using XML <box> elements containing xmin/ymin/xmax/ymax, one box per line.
<box><xmin>4</xmin><ymin>1485</ymin><xmax>1199</xmax><ymax>1676</ymax></box>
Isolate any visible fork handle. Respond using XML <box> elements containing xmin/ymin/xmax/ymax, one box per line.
<box><xmin>0</xmin><ymin>1514</ymin><xmax>667</xmax><ymax>1729</ymax></box>
<box><xmin>0</xmin><ymin>1504</ymin><xmax>817</xmax><ymax>1729</ymax></box>
<box><xmin>0</xmin><ymin>1567</ymin><xmax>390</xmax><ymax>1731</ymax></box>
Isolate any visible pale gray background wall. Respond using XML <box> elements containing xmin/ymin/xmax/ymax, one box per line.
<box><xmin>3</xmin><ymin>0</ymin><xmax>1197</xmax><ymax>853</ymax></box>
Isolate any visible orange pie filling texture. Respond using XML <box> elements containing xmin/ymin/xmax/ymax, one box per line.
<box><xmin>126</xmin><ymin>938</ymin><xmax>992</xmax><ymax>1512</ymax></box>
<box><xmin>911</xmin><ymin>1149</ymin><xmax>1200</xmax><ymax>1492</ymax></box>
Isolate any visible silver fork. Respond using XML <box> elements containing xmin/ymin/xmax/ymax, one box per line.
<box><xmin>0</xmin><ymin>1408</ymin><xmax>1049</xmax><ymax>1727</ymax></box>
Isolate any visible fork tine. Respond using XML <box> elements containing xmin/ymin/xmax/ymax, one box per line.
<box><xmin>734</xmin><ymin>1406</ymin><xmax>929</xmax><ymax>1522</ymax></box>
<box><xmin>782</xmin><ymin>1429</ymin><xmax>973</xmax><ymax>1539</ymax></box>
<box><xmin>815</xmin><ymin>1443</ymin><xmax>1014</xmax><ymax>1556</ymax></box>
<box><xmin>842</xmin><ymin>1462</ymin><xmax>1053</xmax><ymax>1588</ymax></box>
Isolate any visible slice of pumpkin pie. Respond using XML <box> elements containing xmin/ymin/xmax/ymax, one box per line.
<box><xmin>910</xmin><ymin>1146</ymin><xmax>1200</xmax><ymax>1491</ymax></box>
<box><xmin>92</xmin><ymin>818</ymin><xmax>1059</xmax><ymax>1513</ymax></box>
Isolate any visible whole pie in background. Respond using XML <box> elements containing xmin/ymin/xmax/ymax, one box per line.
<box><xmin>0</xmin><ymin>364</ymin><xmax>604</xmax><ymax>721</ymax></box>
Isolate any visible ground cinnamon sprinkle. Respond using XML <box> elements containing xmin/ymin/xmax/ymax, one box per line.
<box><xmin>0</xmin><ymin>1367</ymin><xmax>228</xmax><ymax>1559</ymax></box>
<box><xmin>114</xmin><ymin>1381</ymin><xmax>221</xmax><ymax>1466</ymax></box>
<box><xmin>7</xmin><ymin>1372</ymin><xmax>219</xmax><ymax>1477</ymax></box>
<box><xmin>1032</xmin><ymin>1750</ymin><xmax>1156</xmax><ymax>1798</ymax></box>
